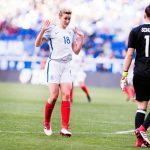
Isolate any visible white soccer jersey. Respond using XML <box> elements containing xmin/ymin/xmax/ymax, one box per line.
<box><xmin>43</xmin><ymin>24</ymin><xmax>75</xmax><ymax>60</ymax></box>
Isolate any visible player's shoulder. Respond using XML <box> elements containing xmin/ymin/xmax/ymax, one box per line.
<box><xmin>131</xmin><ymin>24</ymin><xmax>150</xmax><ymax>33</ymax></box>
<box><xmin>66</xmin><ymin>27</ymin><xmax>74</xmax><ymax>36</ymax></box>
<box><xmin>51</xmin><ymin>24</ymin><xmax>57</xmax><ymax>29</ymax></box>
<box><xmin>128</xmin><ymin>25</ymin><xmax>144</xmax><ymax>37</ymax></box>
<box><xmin>131</xmin><ymin>25</ymin><xmax>142</xmax><ymax>32</ymax></box>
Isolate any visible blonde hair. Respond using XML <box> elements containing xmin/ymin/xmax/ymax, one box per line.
<box><xmin>59</xmin><ymin>8</ymin><xmax>72</xmax><ymax>17</ymax></box>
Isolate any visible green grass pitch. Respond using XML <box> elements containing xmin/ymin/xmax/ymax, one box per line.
<box><xmin>0</xmin><ymin>82</ymin><xmax>146</xmax><ymax>150</ymax></box>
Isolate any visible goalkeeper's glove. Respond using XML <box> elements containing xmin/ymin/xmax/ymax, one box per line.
<box><xmin>120</xmin><ymin>71</ymin><xmax>128</xmax><ymax>91</ymax></box>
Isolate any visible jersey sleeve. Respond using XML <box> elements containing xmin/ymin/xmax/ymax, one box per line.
<box><xmin>128</xmin><ymin>29</ymin><xmax>136</xmax><ymax>49</ymax></box>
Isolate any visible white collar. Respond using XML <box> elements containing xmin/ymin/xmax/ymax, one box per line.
<box><xmin>144</xmin><ymin>21</ymin><xmax>150</xmax><ymax>24</ymax></box>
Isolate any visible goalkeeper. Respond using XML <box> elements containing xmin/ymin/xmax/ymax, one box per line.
<box><xmin>120</xmin><ymin>4</ymin><xmax>150</xmax><ymax>147</ymax></box>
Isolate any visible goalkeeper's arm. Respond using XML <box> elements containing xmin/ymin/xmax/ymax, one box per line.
<box><xmin>123</xmin><ymin>48</ymin><xmax>135</xmax><ymax>72</ymax></box>
<box><xmin>120</xmin><ymin>48</ymin><xmax>135</xmax><ymax>91</ymax></box>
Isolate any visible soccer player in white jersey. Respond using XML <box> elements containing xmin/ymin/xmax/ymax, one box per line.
<box><xmin>35</xmin><ymin>8</ymin><xmax>84</xmax><ymax>137</ymax></box>
<box><xmin>70</xmin><ymin>50</ymin><xmax>91</xmax><ymax>103</ymax></box>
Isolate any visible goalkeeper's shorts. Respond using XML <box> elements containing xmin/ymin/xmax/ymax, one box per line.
<box><xmin>133</xmin><ymin>75</ymin><xmax>150</xmax><ymax>101</ymax></box>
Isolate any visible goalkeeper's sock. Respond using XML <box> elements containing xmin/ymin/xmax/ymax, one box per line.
<box><xmin>135</xmin><ymin>109</ymin><xmax>146</xmax><ymax>129</ymax></box>
<box><xmin>61</xmin><ymin>101</ymin><xmax>70</xmax><ymax>129</ymax></box>
<box><xmin>44</xmin><ymin>101</ymin><xmax>55</xmax><ymax>128</ymax></box>
<box><xmin>80</xmin><ymin>84</ymin><xmax>90</xmax><ymax>96</ymax></box>
<box><xmin>143</xmin><ymin>112</ymin><xmax>150</xmax><ymax>130</ymax></box>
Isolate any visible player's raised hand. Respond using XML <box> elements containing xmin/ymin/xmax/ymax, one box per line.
<box><xmin>41</xmin><ymin>20</ymin><xmax>50</xmax><ymax>31</ymax></box>
<box><xmin>73</xmin><ymin>27</ymin><xmax>84</xmax><ymax>38</ymax></box>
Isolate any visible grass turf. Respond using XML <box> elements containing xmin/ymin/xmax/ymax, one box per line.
<box><xmin>0</xmin><ymin>82</ymin><xmax>145</xmax><ymax>150</ymax></box>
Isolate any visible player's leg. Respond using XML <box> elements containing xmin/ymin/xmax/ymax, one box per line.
<box><xmin>135</xmin><ymin>101</ymin><xmax>150</xmax><ymax>147</ymax></box>
<box><xmin>70</xmin><ymin>82</ymin><xmax>74</xmax><ymax>103</ymax></box>
<box><xmin>135</xmin><ymin>101</ymin><xmax>147</xmax><ymax>129</ymax></box>
<box><xmin>59</xmin><ymin>64</ymin><xmax>72</xmax><ymax>136</ymax></box>
<box><xmin>143</xmin><ymin>113</ymin><xmax>150</xmax><ymax>132</ymax></box>
<box><xmin>44</xmin><ymin>60</ymin><xmax>60</xmax><ymax>136</ymax></box>
<box><xmin>133</xmin><ymin>76</ymin><xmax>150</xmax><ymax>147</ymax></box>
<box><xmin>44</xmin><ymin>83</ymin><xmax>59</xmax><ymax>136</ymax></box>
<box><xmin>78</xmin><ymin>71</ymin><xmax>91</xmax><ymax>102</ymax></box>
<box><xmin>60</xmin><ymin>83</ymin><xmax>72</xmax><ymax>136</ymax></box>
<box><xmin>134</xmin><ymin>101</ymin><xmax>149</xmax><ymax>147</ymax></box>
<box><xmin>79</xmin><ymin>81</ymin><xmax>91</xmax><ymax>102</ymax></box>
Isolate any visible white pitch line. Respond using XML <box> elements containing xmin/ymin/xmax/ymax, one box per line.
<box><xmin>114</xmin><ymin>128</ymin><xmax>150</xmax><ymax>135</ymax></box>
<box><xmin>0</xmin><ymin>130</ymin><xmax>43</xmax><ymax>134</ymax></box>
<box><xmin>0</xmin><ymin>130</ymin><xmax>133</xmax><ymax>135</ymax></box>
<box><xmin>0</xmin><ymin>130</ymin><xmax>134</xmax><ymax>135</ymax></box>
<box><xmin>0</xmin><ymin>129</ymin><xmax>145</xmax><ymax>135</ymax></box>
<box><xmin>0</xmin><ymin>130</ymin><xmax>107</xmax><ymax>135</ymax></box>
<box><xmin>0</xmin><ymin>130</ymin><xmax>103</xmax><ymax>135</ymax></box>
<box><xmin>0</xmin><ymin>130</ymin><xmax>94</xmax><ymax>135</ymax></box>
<box><xmin>113</xmin><ymin>130</ymin><xmax>134</xmax><ymax>134</ymax></box>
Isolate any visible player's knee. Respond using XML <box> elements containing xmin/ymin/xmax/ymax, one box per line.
<box><xmin>48</xmin><ymin>97</ymin><xmax>57</xmax><ymax>105</ymax></box>
<box><xmin>51</xmin><ymin>95</ymin><xmax>59</xmax><ymax>100</ymax></box>
<box><xmin>50</xmin><ymin>92</ymin><xmax>59</xmax><ymax>100</ymax></box>
<box><xmin>137</xmin><ymin>102</ymin><xmax>148</xmax><ymax>110</ymax></box>
<box><xmin>62</xmin><ymin>92</ymin><xmax>70</xmax><ymax>101</ymax></box>
<box><xmin>80</xmin><ymin>82</ymin><xmax>85</xmax><ymax>87</ymax></box>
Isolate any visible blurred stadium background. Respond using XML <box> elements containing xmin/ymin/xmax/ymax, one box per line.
<box><xmin>0</xmin><ymin>1</ymin><xmax>150</xmax><ymax>150</ymax></box>
<box><xmin>0</xmin><ymin>0</ymin><xmax>149</xmax><ymax>86</ymax></box>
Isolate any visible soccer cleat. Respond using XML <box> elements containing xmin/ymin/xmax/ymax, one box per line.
<box><xmin>59</xmin><ymin>128</ymin><xmax>72</xmax><ymax>137</ymax></box>
<box><xmin>135</xmin><ymin>128</ymin><xmax>150</xmax><ymax>147</ymax></box>
<box><xmin>135</xmin><ymin>138</ymin><xmax>146</xmax><ymax>147</ymax></box>
<box><xmin>44</xmin><ymin>123</ymin><xmax>52</xmax><ymax>136</ymax></box>
<box><xmin>87</xmin><ymin>95</ymin><xmax>91</xmax><ymax>102</ymax></box>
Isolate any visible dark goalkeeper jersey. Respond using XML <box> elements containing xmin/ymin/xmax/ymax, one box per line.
<box><xmin>128</xmin><ymin>24</ymin><xmax>150</xmax><ymax>78</ymax></box>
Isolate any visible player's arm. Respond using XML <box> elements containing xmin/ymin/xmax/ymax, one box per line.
<box><xmin>123</xmin><ymin>48</ymin><xmax>135</xmax><ymax>72</ymax></box>
<box><xmin>72</xmin><ymin>27</ymin><xmax>84</xmax><ymax>54</ymax></box>
<box><xmin>35</xmin><ymin>20</ymin><xmax>50</xmax><ymax>47</ymax></box>
<box><xmin>120</xmin><ymin>28</ymin><xmax>135</xmax><ymax>91</ymax></box>
<box><xmin>120</xmin><ymin>48</ymin><xmax>135</xmax><ymax>92</ymax></box>
<box><xmin>123</xmin><ymin>28</ymin><xmax>136</xmax><ymax>74</ymax></box>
